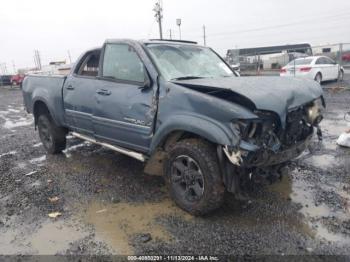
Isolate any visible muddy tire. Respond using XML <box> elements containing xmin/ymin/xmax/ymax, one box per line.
<box><xmin>37</xmin><ymin>114</ymin><xmax>66</xmax><ymax>154</ymax></box>
<box><xmin>164</xmin><ymin>139</ymin><xmax>225</xmax><ymax>216</ymax></box>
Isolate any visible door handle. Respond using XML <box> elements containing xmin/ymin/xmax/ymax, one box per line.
<box><xmin>96</xmin><ymin>89</ymin><xmax>111</xmax><ymax>96</ymax></box>
<box><xmin>66</xmin><ymin>85</ymin><xmax>75</xmax><ymax>90</ymax></box>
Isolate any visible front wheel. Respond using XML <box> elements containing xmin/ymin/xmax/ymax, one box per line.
<box><xmin>164</xmin><ymin>139</ymin><xmax>225</xmax><ymax>216</ymax></box>
<box><xmin>37</xmin><ymin>114</ymin><xmax>66</xmax><ymax>154</ymax></box>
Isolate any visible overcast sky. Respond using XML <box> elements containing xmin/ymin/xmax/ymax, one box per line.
<box><xmin>1</xmin><ymin>0</ymin><xmax>350</xmax><ymax>72</ymax></box>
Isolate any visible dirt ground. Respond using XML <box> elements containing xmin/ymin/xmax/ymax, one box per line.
<box><xmin>0</xmin><ymin>77</ymin><xmax>349</xmax><ymax>257</ymax></box>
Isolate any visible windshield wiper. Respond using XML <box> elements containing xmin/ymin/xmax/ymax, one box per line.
<box><xmin>170</xmin><ymin>76</ymin><xmax>206</xmax><ymax>81</ymax></box>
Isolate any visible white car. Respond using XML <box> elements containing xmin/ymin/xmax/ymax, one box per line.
<box><xmin>280</xmin><ymin>56</ymin><xmax>344</xmax><ymax>83</ymax></box>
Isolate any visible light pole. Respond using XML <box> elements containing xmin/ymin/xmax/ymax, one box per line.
<box><xmin>176</xmin><ymin>18</ymin><xmax>182</xmax><ymax>40</ymax></box>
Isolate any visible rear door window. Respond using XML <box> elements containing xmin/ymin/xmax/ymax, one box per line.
<box><xmin>76</xmin><ymin>51</ymin><xmax>101</xmax><ymax>77</ymax></box>
<box><xmin>288</xmin><ymin>58</ymin><xmax>313</xmax><ymax>66</ymax></box>
<box><xmin>316</xmin><ymin>58</ymin><xmax>326</xmax><ymax>65</ymax></box>
<box><xmin>102</xmin><ymin>44</ymin><xmax>145</xmax><ymax>83</ymax></box>
<box><xmin>324</xmin><ymin>57</ymin><xmax>335</xmax><ymax>65</ymax></box>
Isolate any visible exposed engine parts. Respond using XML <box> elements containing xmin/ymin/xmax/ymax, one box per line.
<box><xmin>223</xmin><ymin>146</ymin><xmax>243</xmax><ymax>166</ymax></box>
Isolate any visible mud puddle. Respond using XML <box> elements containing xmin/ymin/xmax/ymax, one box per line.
<box><xmin>83</xmin><ymin>198</ymin><xmax>192</xmax><ymax>254</ymax></box>
<box><xmin>270</xmin><ymin>173</ymin><xmax>350</xmax><ymax>245</ymax></box>
<box><xmin>303</xmin><ymin>154</ymin><xmax>339</xmax><ymax>170</ymax></box>
<box><xmin>0</xmin><ymin>219</ymin><xmax>87</xmax><ymax>255</ymax></box>
<box><xmin>29</xmin><ymin>220</ymin><xmax>87</xmax><ymax>254</ymax></box>
<box><xmin>0</xmin><ymin>227</ymin><xmax>31</xmax><ymax>254</ymax></box>
<box><xmin>320</xmin><ymin>118</ymin><xmax>350</xmax><ymax>137</ymax></box>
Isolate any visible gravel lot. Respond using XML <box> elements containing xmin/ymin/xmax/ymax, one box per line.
<box><xmin>0</xmin><ymin>77</ymin><xmax>349</xmax><ymax>257</ymax></box>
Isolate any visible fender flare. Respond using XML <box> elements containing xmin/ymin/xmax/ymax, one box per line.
<box><xmin>32</xmin><ymin>97</ymin><xmax>60</xmax><ymax>127</ymax></box>
<box><xmin>149</xmin><ymin>114</ymin><xmax>238</xmax><ymax>154</ymax></box>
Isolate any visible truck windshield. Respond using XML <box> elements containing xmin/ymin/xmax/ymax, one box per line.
<box><xmin>146</xmin><ymin>44</ymin><xmax>234</xmax><ymax>81</ymax></box>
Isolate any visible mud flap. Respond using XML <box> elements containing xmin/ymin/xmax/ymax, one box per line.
<box><xmin>316</xmin><ymin>125</ymin><xmax>323</xmax><ymax>141</ymax></box>
<box><xmin>217</xmin><ymin>146</ymin><xmax>246</xmax><ymax>199</ymax></box>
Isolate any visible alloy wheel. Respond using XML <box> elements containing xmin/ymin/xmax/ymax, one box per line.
<box><xmin>171</xmin><ymin>155</ymin><xmax>205</xmax><ymax>202</ymax></box>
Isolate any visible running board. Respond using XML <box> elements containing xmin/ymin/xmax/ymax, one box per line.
<box><xmin>71</xmin><ymin>132</ymin><xmax>146</xmax><ymax>162</ymax></box>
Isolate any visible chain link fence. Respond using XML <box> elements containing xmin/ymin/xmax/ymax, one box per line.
<box><xmin>226</xmin><ymin>43</ymin><xmax>350</xmax><ymax>78</ymax></box>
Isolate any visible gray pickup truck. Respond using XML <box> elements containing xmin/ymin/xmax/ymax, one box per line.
<box><xmin>22</xmin><ymin>39</ymin><xmax>324</xmax><ymax>215</ymax></box>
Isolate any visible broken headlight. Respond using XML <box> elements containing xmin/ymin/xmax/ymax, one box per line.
<box><xmin>306</xmin><ymin>98</ymin><xmax>324</xmax><ymax>125</ymax></box>
<box><xmin>237</xmin><ymin>120</ymin><xmax>259</xmax><ymax>139</ymax></box>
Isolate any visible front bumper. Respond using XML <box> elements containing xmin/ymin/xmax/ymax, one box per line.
<box><xmin>240</xmin><ymin>133</ymin><xmax>312</xmax><ymax>167</ymax></box>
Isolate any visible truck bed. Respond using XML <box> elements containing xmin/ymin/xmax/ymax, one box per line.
<box><xmin>22</xmin><ymin>74</ymin><xmax>67</xmax><ymax>126</ymax></box>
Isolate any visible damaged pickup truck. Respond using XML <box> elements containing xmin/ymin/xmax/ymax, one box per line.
<box><xmin>22</xmin><ymin>39</ymin><xmax>325</xmax><ymax>215</ymax></box>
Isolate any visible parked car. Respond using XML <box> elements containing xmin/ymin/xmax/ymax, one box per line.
<box><xmin>229</xmin><ymin>62</ymin><xmax>240</xmax><ymax>72</ymax></box>
<box><xmin>22</xmin><ymin>39</ymin><xmax>324</xmax><ymax>215</ymax></box>
<box><xmin>280</xmin><ymin>56</ymin><xmax>344</xmax><ymax>83</ymax></box>
<box><xmin>0</xmin><ymin>75</ymin><xmax>13</xmax><ymax>86</ymax></box>
<box><xmin>342</xmin><ymin>53</ymin><xmax>350</xmax><ymax>62</ymax></box>
<box><xmin>11</xmin><ymin>74</ymin><xmax>25</xmax><ymax>87</ymax></box>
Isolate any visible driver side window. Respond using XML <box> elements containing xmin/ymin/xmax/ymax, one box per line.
<box><xmin>102</xmin><ymin>44</ymin><xmax>145</xmax><ymax>83</ymax></box>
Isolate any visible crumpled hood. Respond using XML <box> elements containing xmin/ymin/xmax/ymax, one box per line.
<box><xmin>173</xmin><ymin>76</ymin><xmax>323</xmax><ymax>126</ymax></box>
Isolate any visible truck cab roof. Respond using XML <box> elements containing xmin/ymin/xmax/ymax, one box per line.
<box><xmin>105</xmin><ymin>38</ymin><xmax>200</xmax><ymax>46</ymax></box>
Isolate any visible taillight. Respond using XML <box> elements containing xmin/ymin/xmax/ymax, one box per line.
<box><xmin>300</xmin><ymin>67</ymin><xmax>312</xmax><ymax>72</ymax></box>
<box><xmin>280</xmin><ymin>68</ymin><xmax>286</xmax><ymax>73</ymax></box>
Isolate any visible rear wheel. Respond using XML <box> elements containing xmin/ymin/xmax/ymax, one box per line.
<box><xmin>37</xmin><ymin>114</ymin><xmax>66</xmax><ymax>154</ymax></box>
<box><xmin>315</xmin><ymin>73</ymin><xmax>322</xmax><ymax>84</ymax></box>
<box><xmin>164</xmin><ymin>139</ymin><xmax>225</xmax><ymax>215</ymax></box>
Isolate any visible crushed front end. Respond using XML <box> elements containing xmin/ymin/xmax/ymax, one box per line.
<box><xmin>220</xmin><ymin>97</ymin><xmax>325</xmax><ymax>194</ymax></box>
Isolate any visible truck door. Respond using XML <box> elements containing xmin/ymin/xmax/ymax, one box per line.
<box><xmin>93</xmin><ymin>43</ymin><xmax>156</xmax><ymax>153</ymax></box>
<box><xmin>62</xmin><ymin>49</ymin><xmax>101</xmax><ymax>136</ymax></box>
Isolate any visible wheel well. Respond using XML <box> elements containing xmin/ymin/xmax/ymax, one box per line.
<box><xmin>161</xmin><ymin>130</ymin><xmax>210</xmax><ymax>151</ymax></box>
<box><xmin>144</xmin><ymin>130</ymin><xmax>214</xmax><ymax>176</ymax></box>
<box><xmin>315</xmin><ymin>72</ymin><xmax>322</xmax><ymax>78</ymax></box>
<box><xmin>33</xmin><ymin>101</ymin><xmax>50</xmax><ymax>126</ymax></box>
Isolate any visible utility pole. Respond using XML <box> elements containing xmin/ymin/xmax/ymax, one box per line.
<box><xmin>34</xmin><ymin>55</ymin><xmax>37</xmax><ymax>69</ymax></box>
<box><xmin>176</xmin><ymin>18</ymin><xmax>182</xmax><ymax>40</ymax></box>
<box><xmin>153</xmin><ymin>0</ymin><xmax>163</xmax><ymax>39</ymax></box>
<box><xmin>38</xmin><ymin>51</ymin><xmax>42</xmax><ymax>70</ymax></box>
<box><xmin>34</xmin><ymin>50</ymin><xmax>42</xmax><ymax>70</ymax></box>
<box><xmin>203</xmin><ymin>25</ymin><xmax>206</xmax><ymax>46</ymax></box>
<box><xmin>339</xmin><ymin>43</ymin><xmax>343</xmax><ymax>67</ymax></box>
<box><xmin>67</xmin><ymin>50</ymin><xmax>72</xmax><ymax>64</ymax></box>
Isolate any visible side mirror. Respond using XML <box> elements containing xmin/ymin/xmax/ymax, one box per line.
<box><xmin>143</xmin><ymin>76</ymin><xmax>152</xmax><ymax>89</ymax></box>
<box><xmin>139</xmin><ymin>70</ymin><xmax>152</xmax><ymax>90</ymax></box>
